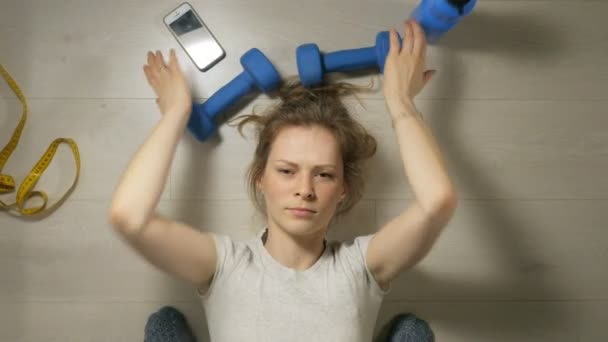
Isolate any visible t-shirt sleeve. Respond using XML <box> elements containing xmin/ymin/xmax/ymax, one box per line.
<box><xmin>343</xmin><ymin>234</ymin><xmax>392</xmax><ymax>296</ymax></box>
<box><xmin>196</xmin><ymin>232</ymin><xmax>237</xmax><ymax>300</ymax></box>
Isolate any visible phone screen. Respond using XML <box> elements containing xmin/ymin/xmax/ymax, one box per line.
<box><xmin>168</xmin><ymin>9</ymin><xmax>224</xmax><ymax>71</ymax></box>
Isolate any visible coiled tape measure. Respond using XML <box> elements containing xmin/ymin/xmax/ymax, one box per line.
<box><xmin>0</xmin><ymin>63</ymin><xmax>80</xmax><ymax>217</ymax></box>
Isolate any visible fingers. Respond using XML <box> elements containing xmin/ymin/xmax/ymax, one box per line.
<box><xmin>154</xmin><ymin>50</ymin><xmax>168</xmax><ymax>70</ymax></box>
<box><xmin>143</xmin><ymin>65</ymin><xmax>155</xmax><ymax>85</ymax></box>
<box><xmin>146</xmin><ymin>50</ymin><xmax>164</xmax><ymax>71</ymax></box>
<box><xmin>169</xmin><ymin>49</ymin><xmax>180</xmax><ymax>71</ymax></box>
<box><xmin>145</xmin><ymin>50</ymin><xmax>168</xmax><ymax>78</ymax></box>
<box><xmin>402</xmin><ymin>20</ymin><xmax>413</xmax><ymax>54</ymax></box>
<box><xmin>399</xmin><ymin>19</ymin><xmax>427</xmax><ymax>58</ymax></box>
<box><xmin>143</xmin><ymin>55</ymin><xmax>159</xmax><ymax>91</ymax></box>
<box><xmin>144</xmin><ymin>50</ymin><xmax>166</xmax><ymax>93</ymax></box>
<box><xmin>147</xmin><ymin>51</ymin><xmax>156</xmax><ymax>69</ymax></box>
<box><xmin>411</xmin><ymin>19</ymin><xmax>427</xmax><ymax>57</ymax></box>
<box><xmin>388</xmin><ymin>28</ymin><xmax>400</xmax><ymax>57</ymax></box>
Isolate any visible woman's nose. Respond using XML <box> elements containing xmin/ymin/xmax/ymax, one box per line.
<box><xmin>296</xmin><ymin>175</ymin><xmax>315</xmax><ymax>199</ymax></box>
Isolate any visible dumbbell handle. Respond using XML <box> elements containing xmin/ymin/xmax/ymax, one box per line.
<box><xmin>187</xmin><ymin>71</ymin><xmax>254</xmax><ymax>141</ymax></box>
<box><xmin>323</xmin><ymin>47</ymin><xmax>378</xmax><ymax>73</ymax></box>
<box><xmin>322</xmin><ymin>32</ymin><xmax>394</xmax><ymax>75</ymax></box>
<box><xmin>188</xmin><ymin>48</ymin><xmax>281</xmax><ymax>142</ymax></box>
<box><xmin>197</xmin><ymin>71</ymin><xmax>254</xmax><ymax>120</ymax></box>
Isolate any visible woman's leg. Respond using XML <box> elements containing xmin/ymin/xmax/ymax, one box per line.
<box><xmin>375</xmin><ymin>313</ymin><xmax>435</xmax><ymax>342</ymax></box>
<box><xmin>144</xmin><ymin>306</ymin><xmax>197</xmax><ymax>342</ymax></box>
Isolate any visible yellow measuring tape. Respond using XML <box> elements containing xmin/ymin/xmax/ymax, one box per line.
<box><xmin>0</xmin><ymin>63</ymin><xmax>81</xmax><ymax>217</ymax></box>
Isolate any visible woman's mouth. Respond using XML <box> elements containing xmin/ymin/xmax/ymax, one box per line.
<box><xmin>287</xmin><ymin>208</ymin><xmax>316</xmax><ymax>218</ymax></box>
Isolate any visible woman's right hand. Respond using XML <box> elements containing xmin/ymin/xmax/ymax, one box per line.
<box><xmin>143</xmin><ymin>49</ymin><xmax>193</xmax><ymax>118</ymax></box>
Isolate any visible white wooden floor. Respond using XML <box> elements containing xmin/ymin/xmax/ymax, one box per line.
<box><xmin>1</xmin><ymin>0</ymin><xmax>607</xmax><ymax>341</ymax></box>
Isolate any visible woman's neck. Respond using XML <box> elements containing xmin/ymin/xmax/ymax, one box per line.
<box><xmin>262</xmin><ymin>225</ymin><xmax>326</xmax><ymax>271</ymax></box>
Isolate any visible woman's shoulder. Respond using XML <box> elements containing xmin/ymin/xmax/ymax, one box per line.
<box><xmin>327</xmin><ymin>234</ymin><xmax>375</xmax><ymax>260</ymax></box>
<box><xmin>208</xmin><ymin>231</ymin><xmax>259</xmax><ymax>259</ymax></box>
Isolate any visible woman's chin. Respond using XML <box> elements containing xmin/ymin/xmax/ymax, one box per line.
<box><xmin>279</xmin><ymin>219</ymin><xmax>327</xmax><ymax>238</ymax></box>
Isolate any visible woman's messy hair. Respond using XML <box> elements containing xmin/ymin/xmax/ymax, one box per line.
<box><xmin>227</xmin><ymin>77</ymin><xmax>377</xmax><ymax>221</ymax></box>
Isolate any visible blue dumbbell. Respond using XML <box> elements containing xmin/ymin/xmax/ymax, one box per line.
<box><xmin>410</xmin><ymin>0</ymin><xmax>477</xmax><ymax>44</ymax></box>
<box><xmin>296</xmin><ymin>31</ymin><xmax>399</xmax><ymax>87</ymax></box>
<box><xmin>187</xmin><ymin>48</ymin><xmax>281</xmax><ymax>142</ymax></box>
<box><xmin>296</xmin><ymin>0</ymin><xmax>477</xmax><ymax>87</ymax></box>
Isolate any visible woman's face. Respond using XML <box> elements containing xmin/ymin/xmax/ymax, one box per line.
<box><xmin>257</xmin><ymin>125</ymin><xmax>346</xmax><ymax>238</ymax></box>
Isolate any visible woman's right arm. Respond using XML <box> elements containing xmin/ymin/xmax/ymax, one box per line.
<box><xmin>114</xmin><ymin>211</ymin><xmax>218</xmax><ymax>292</ymax></box>
<box><xmin>107</xmin><ymin>50</ymin><xmax>217</xmax><ymax>292</ymax></box>
<box><xmin>108</xmin><ymin>111</ymin><xmax>188</xmax><ymax>232</ymax></box>
<box><xmin>108</xmin><ymin>113</ymin><xmax>217</xmax><ymax>290</ymax></box>
<box><xmin>109</xmin><ymin>49</ymin><xmax>193</xmax><ymax>231</ymax></box>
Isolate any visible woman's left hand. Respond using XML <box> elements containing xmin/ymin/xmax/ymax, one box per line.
<box><xmin>383</xmin><ymin>19</ymin><xmax>436</xmax><ymax>111</ymax></box>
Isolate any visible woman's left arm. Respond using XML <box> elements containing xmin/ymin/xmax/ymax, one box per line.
<box><xmin>366</xmin><ymin>19</ymin><xmax>457</xmax><ymax>289</ymax></box>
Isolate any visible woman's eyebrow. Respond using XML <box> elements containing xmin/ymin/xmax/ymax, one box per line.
<box><xmin>275</xmin><ymin>159</ymin><xmax>337</xmax><ymax>169</ymax></box>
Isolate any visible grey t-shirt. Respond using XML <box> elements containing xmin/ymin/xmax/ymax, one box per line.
<box><xmin>197</xmin><ymin>227</ymin><xmax>391</xmax><ymax>342</ymax></box>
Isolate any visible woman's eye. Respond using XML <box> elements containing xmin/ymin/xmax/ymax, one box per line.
<box><xmin>278</xmin><ymin>169</ymin><xmax>333</xmax><ymax>179</ymax></box>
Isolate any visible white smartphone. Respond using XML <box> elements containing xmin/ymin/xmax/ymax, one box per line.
<box><xmin>163</xmin><ymin>2</ymin><xmax>226</xmax><ymax>72</ymax></box>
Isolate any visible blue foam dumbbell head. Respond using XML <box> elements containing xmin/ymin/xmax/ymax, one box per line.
<box><xmin>240</xmin><ymin>48</ymin><xmax>282</xmax><ymax>92</ymax></box>
<box><xmin>296</xmin><ymin>43</ymin><xmax>323</xmax><ymax>87</ymax></box>
<box><xmin>187</xmin><ymin>48</ymin><xmax>282</xmax><ymax>142</ymax></box>
<box><xmin>187</xmin><ymin>104</ymin><xmax>216</xmax><ymax>142</ymax></box>
<box><xmin>410</xmin><ymin>0</ymin><xmax>477</xmax><ymax>43</ymax></box>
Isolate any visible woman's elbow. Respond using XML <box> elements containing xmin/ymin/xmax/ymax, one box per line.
<box><xmin>429</xmin><ymin>191</ymin><xmax>458</xmax><ymax>223</ymax></box>
<box><xmin>107</xmin><ymin>206</ymin><xmax>143</xmax><ymax>237</ymax></box>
